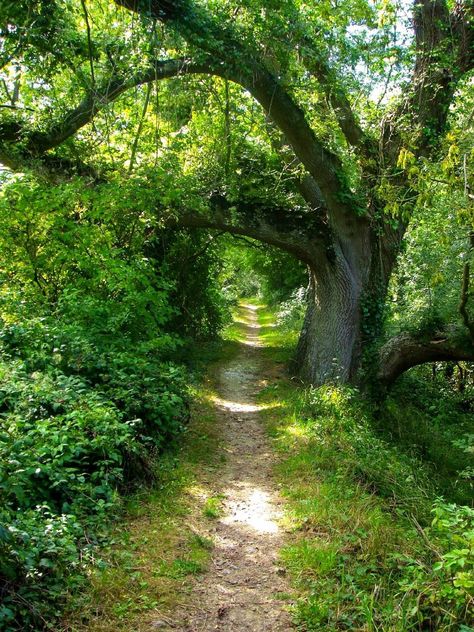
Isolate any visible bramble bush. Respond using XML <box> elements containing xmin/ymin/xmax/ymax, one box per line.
<box><xmin>0</xmin><ymin>176</ymin><xmax>216</xmax><ymax>631</ymax></box>
<box><xmin>0</xmin><ymin>300</ymin><xmax>188</xmax><ymax>630</ymax></box>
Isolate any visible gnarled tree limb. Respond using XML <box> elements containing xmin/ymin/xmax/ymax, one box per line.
<box><xmin>377</xmin><ymin>331</ymin><xmax>474</xmax><ymax>386</ymax></box>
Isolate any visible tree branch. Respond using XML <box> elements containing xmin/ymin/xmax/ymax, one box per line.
<box><xmin>4</xmin><ymin>0</ymin><xmax>359</xmax><ymax>220</ymax></box>
<box><xmin>128</xmin><ymin>81</ymin><xmax>152</xmax><ymax>173</ymax></box>
<box><xmin>297</xmin><ymin>37</ymin><xmax>375</xmax><ymax>156</ymax></box>
<box><xmin>80</xmin><ymin>0</ymin><xmax>96</xmax><ymax>89</ymax></box>
<box><xmin>382</xmin><ymin>0</ymin><xmax>473</xmax><ymax>165</ymax></box>
<box><xmin>164</xmin><ymin>201</ymin><xmax>322</xmax><ymax>266</ymax></box>
<box><xmin>377</xmin><ymin>330</ymin><xmax>474</xmax><ymax>386</ymax></box>
<box><xmin>0</xmin><ymin>57</ymin><xmax>216</xmax><ymax>171</ymax></box>
<box><xmin>451</xmin><ymin>0</ymin><xmax>474</xmax><ymax>74</ymax></box>
<box><xmin>29</xmin><ymin>59</ymin><xmax>215</xmax><ymax>154</ymax></box>
<box><xmin>113</xmin><ymin>0</ymin><xmax>357</xmax><ymax>219</ymax></box>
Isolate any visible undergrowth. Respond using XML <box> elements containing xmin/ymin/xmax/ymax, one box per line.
<box><xmin>257</xmin><ymin>305</ymin><xmax>474</xmax><ymax>631</ymax></box>
<box><xmin>0</xmin><ymin>310</ymin><xmax>188</xmax><ymax>631</ymax></box>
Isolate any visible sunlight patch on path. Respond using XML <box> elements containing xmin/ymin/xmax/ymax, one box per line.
<box><xmin>221</xmin><ymin>484</ymin><xmax>281</xmax><ymax>534</ymax></box>
<box><xmin>235</xmin><ymin>304</ymin><xmax>264</xmax><ymax>347</ymax></box>
<box><xmin>211</xmin><ymin>395</ymin><xmax>280</xmax><ymax>413</ymax></box>
<box><xmin>240</xmin><ymin>303</ymin><xmax>260</xmax><ymax>311</ymax></box>
<box><xmin>233</xmin><ymin>318</ymin><xmax>261</xmax><ymax>328</ymax></box>
<box><xmin>241</xmin><ymin>337</ymin><xmax>263</xmax><ymax>347</ymax></box>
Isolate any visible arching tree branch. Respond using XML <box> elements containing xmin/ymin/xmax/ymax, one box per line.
<box><xmin>164</xmin><ymin>201</ymin><xmax>324</xmax><ymax>267</ymax></box>
<box><xmin>113</xmin><ymin>0</ymin><xmax>357</xmax><ymax>219</ymax></box>
<box><xmin>0</xmin><ymin>57</ymin><xmax>217</xmax><ymax>171</ymax></box>
<box><xmin>377</xmin><ymin>330</ymin><xmax>474</xmax><ymax>386</ymax></box>
<box><xmin>0</xmin><ymin>48</ymin><xmax>352</xmax><ymax>226</ymax></box>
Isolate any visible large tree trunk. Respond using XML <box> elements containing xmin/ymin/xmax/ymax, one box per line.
<box><xmin>295</xmin><ymin>253</ymin><xmax>365</xmax><ymax>384</ymax></box>
<box><xmin>296</xmin><ymin>267</ymin><xmax>474</xmax><ymax>387</ymax></box>
<box><xmin>294</xmin><ymin>216</ymin><xmax>406</xmax><ymax>386</ymax></box>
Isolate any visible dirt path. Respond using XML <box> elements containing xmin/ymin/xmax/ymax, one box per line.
<box><xmin>156</xmin><ymin>304</ymin><xmax>293</xmax><ymax>631</ymax></box>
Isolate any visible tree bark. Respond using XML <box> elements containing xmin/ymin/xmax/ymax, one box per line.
<box><xmin>377</xmin><ymin>331</ymin><xmax>474</xmax><ymax>387</ymax></box>
<box><xmin>295</xmin><ymin>267</ymin><xmax>360</xmax><ymax>383</ymax></box>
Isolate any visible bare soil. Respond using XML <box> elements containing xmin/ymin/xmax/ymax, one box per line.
<box><xmin>152</xmin><ymin>304</ymin><xmax>293</xmax><ymax>631</ymax></box>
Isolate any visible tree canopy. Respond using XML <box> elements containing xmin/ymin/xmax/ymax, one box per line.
<box><xmin>1</xmin><ymin>0</ymin><xmax>473</xmax><ymax>385</ymax></box>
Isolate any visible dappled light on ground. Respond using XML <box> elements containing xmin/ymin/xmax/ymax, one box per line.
<box><xmin>221</xmin><ymin>483</ymin><xmax>281</xmax><ymax>534</ymax></box>
<box><xmin>211</xmin><ymin>395</ymin><xmax>280</xmax><ymax>413</ymax></box>
<box><xmin>239</xmin><ymin>303</ymin><xmax>260</xmax><ymax>310</ymax></box>
<box><xmin>234</xmin><ymin>303</ymin><xmax>264</xmax><ymax>347</ymax></box>
<box><xmin>186</xmin><ymin>482</ymin><xmax>212</xmax><ymax>500</ymax></box>
<box><xmin>165</xmin><ymin>301</ymin><xmax>293</xmax><ymax>631</ymax></box>
<box><xmin>233</xmin><ymin>317</ymin><xmax>260</xmax><ymax>328</ymax></box>
<box><xmin>234</xmin><ymin>317</ymin><xmax>277</xmax><ymax>329</ymax></box>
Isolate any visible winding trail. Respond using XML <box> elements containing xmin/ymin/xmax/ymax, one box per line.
<box><xmin>159</xmin><ymin>304</ymin><xmax>293</xmax><ymax>631</ymax></box>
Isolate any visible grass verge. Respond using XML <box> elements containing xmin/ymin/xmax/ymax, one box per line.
<box><xmin>257</xmin><ymin>305</ymin><xmax>474</xmax><ymax>632</ymax></box>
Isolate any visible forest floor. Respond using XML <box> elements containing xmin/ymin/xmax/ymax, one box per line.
<box><xmin>68</xmin><ymin>303</ymin><xmax>294</xmax><ymax>631</ymax></box>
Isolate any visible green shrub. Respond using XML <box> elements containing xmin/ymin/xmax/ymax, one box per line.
<box><xmin>300</xmin><ymin>385</ymin><xmax>434</xmax><ymax>519</ymax></box>
<box><xmin>0</xmin><ymin>508</ymin><xmax>86</xmax><ymax>629</ymax></box>
<box><xmin>384</xmin><ymin>372</ymin><xmax>474</xmax><ymax>504</ymax></box>
<box><xmin>0</xmin><ymin>281</ymin><xmax>188</xmax><ymax>631</ymax></box>
<box><xmin>0</xmin><ymin>163</ymin><xmax>229</xmax><ymax>631</ymax></box>
<box><xmin>398</xmin><ymin>501</ymin><xmax>474</xmax><ymax>629</ymax></box>
<box><xmin>0</xmin><ymin>342</ymin><xmax>188</xmax><ymax>630</ymax></box>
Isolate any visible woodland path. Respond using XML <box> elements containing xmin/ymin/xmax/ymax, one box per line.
<box><xmin>157</xmin><ymin>304</ymin><xmax>293</xmax><ymax>631</ymax></box>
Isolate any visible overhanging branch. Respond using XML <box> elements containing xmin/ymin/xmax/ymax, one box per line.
<box><xmin>0</xmin><ymin>57</ymin><xmax>218</xmax><ymax>171</ymax></box>
<box><xmin>2</xmin><ymin>0</ymin><xmax>359</xmax><ymax>220</ymax></box>
<box><xmin>377</xmin><ymin>330</ymin><xmax>474</xmax><ymax>386</ymax></box>
<box><xmin>113</xmin><ymin>0</ymin><xmax>356</xmax><ymax>219</ymax></box>
<box><xmin>164</xmin><ymin>203</ymin><xmax>323</xmax><ymax>266</ymax></box>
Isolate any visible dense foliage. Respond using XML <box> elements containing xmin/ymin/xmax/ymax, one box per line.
<box><xmin>0</xmin><ymin>0</ymin><xmax>473</xmax><ymax>628</ymax></box>
<box><xmin>1</xmin><ymin>0</ymin><xmax>473</xmax><ymax>384</ymax></box>
<box><xmin>0</xmin><ymin>171</ymin><xmax>229</xmax><ymax>630</ymax></box>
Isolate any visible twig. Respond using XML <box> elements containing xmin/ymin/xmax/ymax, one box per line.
<box><xmin>128</xmin><ymin>82</ymin><xmax>152</xmax><ymax>173</ymax></box>
<box><xmin>409</xmin><ymin>513</ymin><xmax>443</xmax><ymax>560</ymax></box>
<box><xmin>81</xmin><ymin>0</ymin><xmax>96</xmax><ymax>89</ymax></box>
